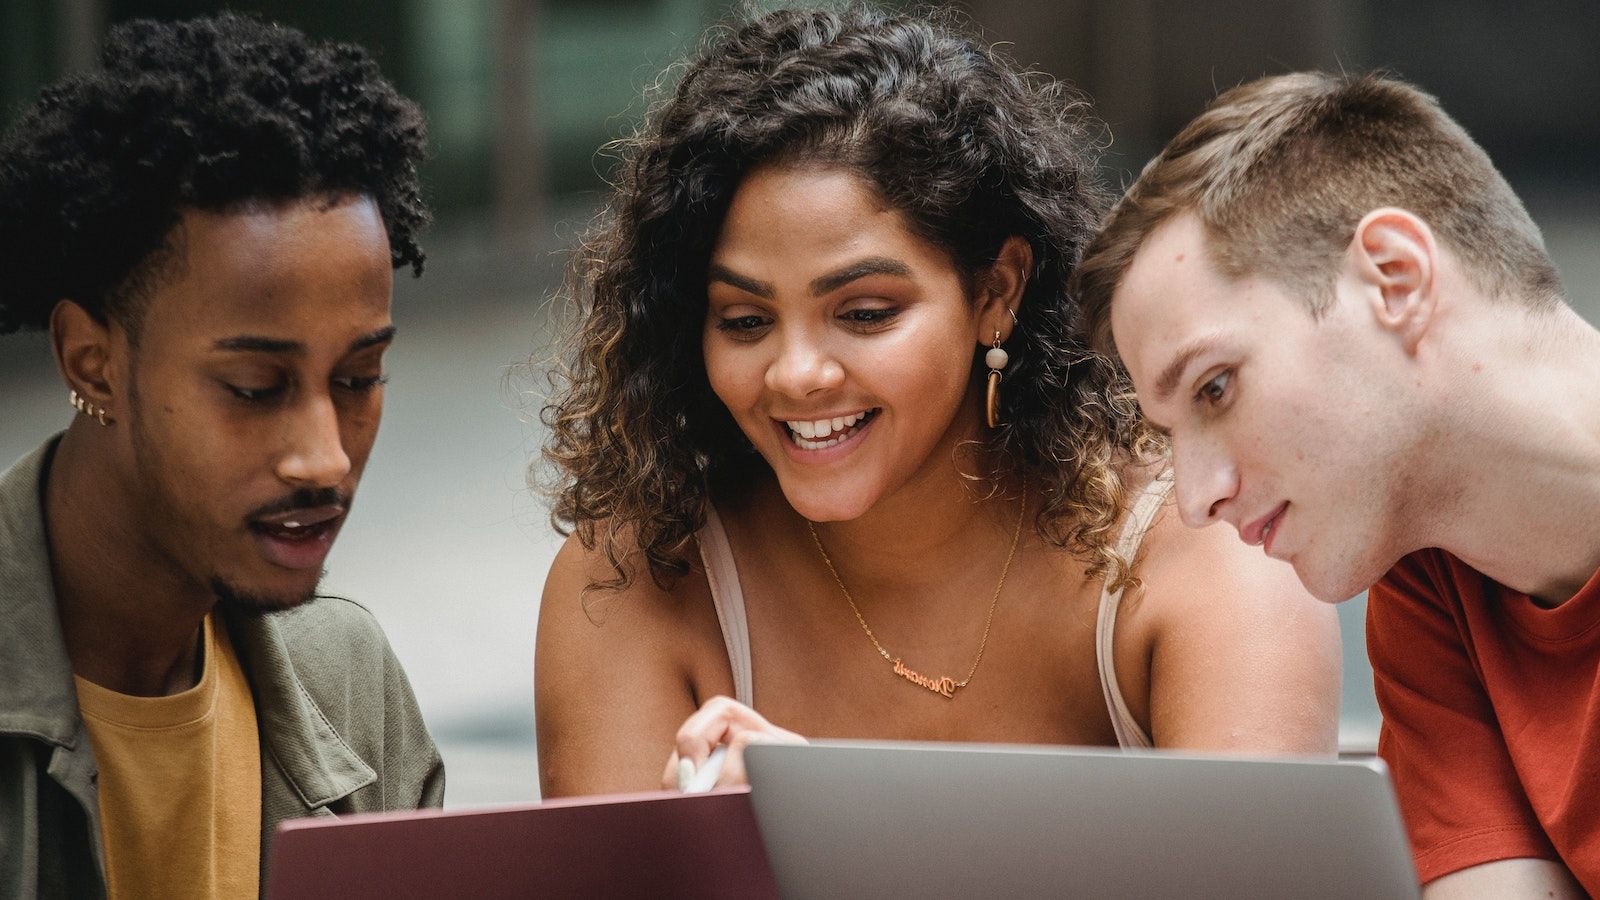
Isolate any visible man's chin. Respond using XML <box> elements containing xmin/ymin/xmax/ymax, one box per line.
<box><xmin>211</xmin><ymin>576</ymin><xmax>321</xmax><ymax>613</ymax></box>
<box><xmin>1293</xmin><ymin>557</ymin><xmax>1378</xmax><ymax>604</ymax></box>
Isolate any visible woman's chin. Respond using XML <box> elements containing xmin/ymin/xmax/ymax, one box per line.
<box><xmin>775</xmin><ymin>480</ymin><xmax>878</xmax><ymax>524</ymax></box>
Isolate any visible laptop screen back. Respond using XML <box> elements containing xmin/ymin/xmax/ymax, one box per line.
<box><xmin>745</xmin><ymin>740</ymin><xmax>1418</xmax><ymax>899</ymax></box>
<box><xmin>266</xmin><ymin>787</ymin><xmax>778</xmax><ymax>900</ymax></box>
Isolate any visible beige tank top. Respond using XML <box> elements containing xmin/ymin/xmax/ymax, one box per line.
<box><xmin>695</xmin><ymin>470</ymin><xmax>1173</xmax><ymax>748</ymax></box>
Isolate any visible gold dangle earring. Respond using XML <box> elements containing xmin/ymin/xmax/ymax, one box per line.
<box><xmin>69</xmin><ymin>389</ymin><xmax>113</xmax><ymax>426</ymax></box>
<box><xmin>985</xmin><ymin>329</ymin><xmax>1009</xmax><ymax>428</ymax></box>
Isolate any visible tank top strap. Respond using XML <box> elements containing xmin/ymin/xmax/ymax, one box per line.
<box><xmin>1095</xmin><ymin>468</ymin><xmax>1175</xmax><ymax>749</ymax></box>
<box><xmin>697</xmin><ymin>505</ymin><xmax>755</xmax><ymax>708</ymax></box>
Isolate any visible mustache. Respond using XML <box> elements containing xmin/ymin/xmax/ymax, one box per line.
<box><xmin>246</xmin><ymin>487</ymin><xmax>349</xmax><ymax>521</ymax></box>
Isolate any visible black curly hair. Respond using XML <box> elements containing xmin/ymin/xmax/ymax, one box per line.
<box><xmin>0</xmin><ymin>12</ymin><xmax>429</xmax><ymax>339</ymax></box>
<box><xmin>543</xmin><ymin>3</ymin><xmax>1158</xmax><ymax>592</ymax></box>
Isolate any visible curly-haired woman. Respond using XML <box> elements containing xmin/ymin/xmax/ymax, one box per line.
<box><xmin>535</xmin><ymin>5</ymin><xmax>1341</xmax><ymax>797</ymax></box>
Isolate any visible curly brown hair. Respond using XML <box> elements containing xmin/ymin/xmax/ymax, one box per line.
<box><xmin>541</xmin><ymin>3</ymin><xmax>1158</xmax><ymax>592</ymax></box>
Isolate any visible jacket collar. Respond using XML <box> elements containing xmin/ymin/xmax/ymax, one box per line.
<box><xmin>0</xmin><ymin>439</ymin><xmax>81</xmax><ymax>748</ymax></box>
<box><xmin>222</xmin><ymin>605</ymin><xmax>376</xmax><ymax>808</ymax></box>
<box><xmin>0</xmin><ymin>435</ymin><xmax>374</xmax><ymax>808</ymax></box>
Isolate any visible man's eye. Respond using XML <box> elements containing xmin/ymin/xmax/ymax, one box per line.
<box><xmin>1198</xmin><ymin>370</ymin><xmax>1232</xmax><ymax>405</ymax></box>
<box><xmin>715</xmin><ymin>315</ymin><xmax>770</xmax><ymax>333</ymax></box>
<box><xmin>335</xmin><ymin>374</ymin><xmax>389</xmax><ymax>392</ymax></box>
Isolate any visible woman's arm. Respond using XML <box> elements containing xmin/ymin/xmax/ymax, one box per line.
<box><xmin>1133</xmin><ymin>505</ymin><xmax>1343</xmax><ymax>753</ymax></box>
<box><xmin>535</xmin><ymin>535</ymin><xmax>732</xmax><ymax>797</ymax></box>
<box><xmin>1424</xmin><ymin>859</ymin><xmax>1584</xmax><ymax>898</ymax></box>
<box><xmin>659</xmin><ymin>695</ymin><xmax>806</xmax><ymax>791</ymax></box>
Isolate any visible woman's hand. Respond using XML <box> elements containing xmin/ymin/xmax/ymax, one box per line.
<box><xmin>660</xmin><ymin>695</ymin><xmax>806</xmax><ymax>790</ymax></box>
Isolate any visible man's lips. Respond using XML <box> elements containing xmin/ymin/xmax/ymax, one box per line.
<box><xmin>252</xmin><ymin>504</ymin><xmax>345</xmax><ymax>529</ymax></box>
<box><xmin>1241</xmin><ymin>501</ymin><xmax>1289</xmax><ymax>548</ymax></box>
<box><xmin>249</xmin><ymin>505</ymin><xmax>346</xmax><ymax>570</ymax></box>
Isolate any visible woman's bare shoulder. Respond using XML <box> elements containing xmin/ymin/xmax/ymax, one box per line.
<box><xmin>540</xmin><ymin>526</ymin><xmax>720</xmax><ymax>633</ymax></box>
<box><xmin>536</xmin><ymin>526</ymin><xmax>736</xmax><ymax>795</ymax></box>
<box><xmin>1129</xmin><ymin>495</ymin><xmax>1342</xmax><ymax>752</ymax></box>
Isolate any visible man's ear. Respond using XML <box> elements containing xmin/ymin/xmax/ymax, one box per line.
<box><xmin>1344</xmin><ymin>208</ymin><xmax>1438</xmax><ymax>354</ymax></box>
<box><xmin>976</xmin><ymin>236</ymin><xmax>1033</xmax><ymax>345</ymax></box>
<box><xmin>51</xmin><ymin>300</ymin><xmax>121</xmax><ymax>419</ymax></box>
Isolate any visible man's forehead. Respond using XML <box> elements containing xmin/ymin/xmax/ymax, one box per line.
<box><xmin>1109</xmin><ymin>213</ymin><xmax>1220</xmax><ymax>373</ymax></box>
<box><xmin>138</xmin><ymin>198</ymin><xmax>394</xmax><ymax>348</ymax></box>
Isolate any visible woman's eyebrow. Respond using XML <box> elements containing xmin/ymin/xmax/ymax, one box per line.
<box><xmin>809</xmin><ymin>256</ymin><xmax>911</xmax><ymax>296</ymax></box>
<box><xmin>707</xmin><ymin>264</ymin><xmax>773</xmax><ymax>298</ymax></box>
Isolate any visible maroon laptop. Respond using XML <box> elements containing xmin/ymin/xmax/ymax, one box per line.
<box><xmin>265</xmin><ymin>787</ymin><xmax>779</xmax><ymax>899</ymax></box>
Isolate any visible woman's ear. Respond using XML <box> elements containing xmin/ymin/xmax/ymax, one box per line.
<box><xmin>976</xmin><ymin>236</ymin><xmax>1032</xmax><ymax>344</ymax></box>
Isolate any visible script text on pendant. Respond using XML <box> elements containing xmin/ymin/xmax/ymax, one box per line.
<box><xmin>893</xmin><ymin>658</ymin><xmax>958</xmax><ymax>698</ymax></box>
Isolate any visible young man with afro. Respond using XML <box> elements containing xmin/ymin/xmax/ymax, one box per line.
<box><xmin>0</xmin><ymin>14</ymin><xmax>443</xmax><ymax>897</ymax></box>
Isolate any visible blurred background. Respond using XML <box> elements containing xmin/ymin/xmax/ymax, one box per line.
<box><xmin>2</xmin><ymin>0</ymin><xmax>1595</xmax><ymax>805</ymax></box>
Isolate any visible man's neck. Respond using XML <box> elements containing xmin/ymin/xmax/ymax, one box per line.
<box><xmin>45</xmin><ymin>425</ymin><xmax>212</xmax><ymax>696</ymax></box>
<box><xmin>1426</xmin><ymin>304</ymin><xmax>1600</xmax><ymax>605</ymax></box>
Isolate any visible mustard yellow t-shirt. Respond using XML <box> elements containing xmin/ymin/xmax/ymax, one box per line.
<box><xmin>75</xmin><ymin>613</ymin><xmax>262</xmax><ymax>899</ymax></box>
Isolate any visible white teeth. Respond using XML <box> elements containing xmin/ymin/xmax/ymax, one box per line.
<box><xmin>783</xmin><ymin>409</ymin><xmax>875</xmax><ymax>449</ymax></box>
<box><xmin>283</xmin><ymin>521</ymin><xmax>301</xmax><ymax>529</ymax></box>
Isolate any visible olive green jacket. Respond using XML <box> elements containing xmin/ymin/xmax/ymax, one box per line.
<box><xmin>0</xmin><ymin>440</ymin><xmax>445</xmax><ymax>898</ymax></box>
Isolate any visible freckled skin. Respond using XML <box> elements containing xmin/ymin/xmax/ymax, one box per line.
<box><xmin>1110</xmin><ymin>212</ymin><xmax>1423</xmax><ymax>602</ymax></box>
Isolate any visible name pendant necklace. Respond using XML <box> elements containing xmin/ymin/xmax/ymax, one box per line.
<box><xmin>806</xmin><ymin>494</ymin><xmax>1026</xmax><ymax>699</ymax></box>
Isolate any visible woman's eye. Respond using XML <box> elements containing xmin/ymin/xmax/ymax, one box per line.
<box><xmin>227</xmin><ymin>383</ymin><xmax>285</xmax><ymax>402</ymax></box>
<box><xmin>840</xmin><ymin>307</ymin><xmax>896</xmax><ymax>326</ymax></box>
<box><xmin>715</xmin><ymin>315</ymin><xmax>770</xmax><ymax>333</ymax></box>
<box><xmin>1198</xmin><ymin>370</ymin><xmax>1232</xmax><ymax>405</ymax></box>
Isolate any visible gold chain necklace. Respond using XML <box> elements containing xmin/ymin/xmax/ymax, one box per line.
<box><xmin>805</xmin><ymin>495</ymin><xmax>1026</xmax><ymax>699</ymax></box>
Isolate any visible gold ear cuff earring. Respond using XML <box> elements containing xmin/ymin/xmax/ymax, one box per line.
<box><xmin>69</xmin><ymin>389</ymin><xmax>113</xmax><ymax>426</ymax></box>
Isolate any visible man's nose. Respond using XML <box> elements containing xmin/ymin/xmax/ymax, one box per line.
<box><xmin>275</xmin><ymin>393</ymin><xmax>353</xmax><ymax>488</ymax></box>
<box><xmin>1171</xmin><ymin>433</ymin><xmax>1239</xmax><ymax>529</ymax></box>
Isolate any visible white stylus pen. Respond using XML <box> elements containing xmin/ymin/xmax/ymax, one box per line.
<box><xmin>679</xmin><ymin>745</ymin><xmax>729</xmax><ymax>793</ymax></box>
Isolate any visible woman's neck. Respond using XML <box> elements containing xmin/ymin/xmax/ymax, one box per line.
<box><xmin>800</xmin><ymin>449</ymin><xmax>1028</xmax><ymax>604</ymax></box>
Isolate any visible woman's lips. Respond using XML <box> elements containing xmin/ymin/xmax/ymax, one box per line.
<box><xmin>774</xmin><ymin>408</ymin><xmax>879</xmax><ymax>462</ymax></box>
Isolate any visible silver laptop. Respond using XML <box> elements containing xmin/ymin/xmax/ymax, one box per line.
<box><xmin>744</xmin><ymin>740</ymin><xmax>1418</xmax><ymax>899</ymax></box>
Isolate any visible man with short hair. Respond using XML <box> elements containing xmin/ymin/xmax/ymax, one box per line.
<box><xmin>1074</xmin><ymin>72</ymin><xmax>1600</xmax><ymax>896</ymax></box>
<box><xmin>0</xmin><ymin>14</ymin><xmax>443</xmax><ymax>898</ymax></box>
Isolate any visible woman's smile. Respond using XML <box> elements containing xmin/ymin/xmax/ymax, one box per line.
<box><xmin>779</xmin><ymin>407</ymin><xmax>880</xmax><ymax>452</ymax></box>
<box><xmin>703</xmin><ymin>165</ymin><xmax>985</xmax><ymax>522</ymax></box>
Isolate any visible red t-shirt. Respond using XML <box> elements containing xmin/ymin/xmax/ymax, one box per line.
<box><xmin>1368</xmin><ymin>549</ymin><xmax>1600</xmax><ymax>890</ymax></box>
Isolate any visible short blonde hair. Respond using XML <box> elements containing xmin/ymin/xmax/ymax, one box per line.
<box><xmin>1075</xmin><ymin>72</ymin><xmax>1564</xmax><ymax>353</ymax></box>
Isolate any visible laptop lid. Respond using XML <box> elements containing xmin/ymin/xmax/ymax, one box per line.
<box><xmin>265</xmin><ymin>787</ymin><xmax>778</xmax><ymax>900</ymax></box>
<box><xmin>744</xmin><ymin>740</ymin><xmax>1418</xmax><ymax>900</ymax></box>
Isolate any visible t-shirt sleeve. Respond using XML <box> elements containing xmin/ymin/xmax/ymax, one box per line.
<box><xmin>1367</xmin><ymin>551</ymin><xmax>1559</xmax><ymax>884</ymax></box>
